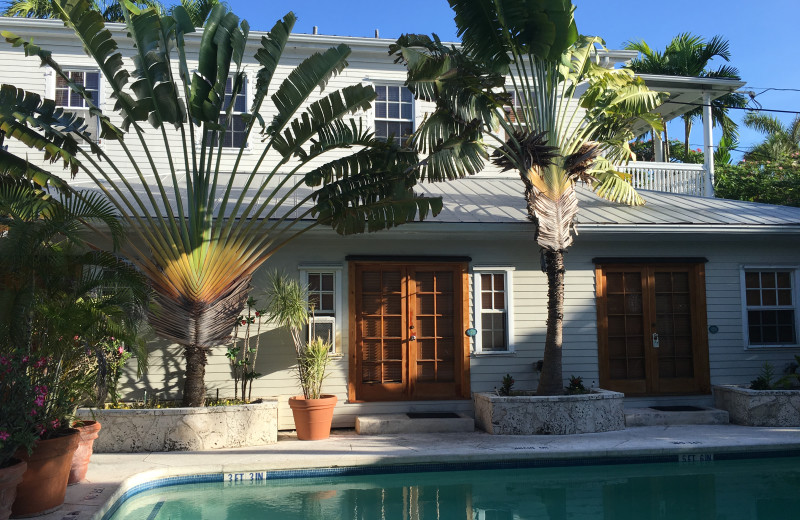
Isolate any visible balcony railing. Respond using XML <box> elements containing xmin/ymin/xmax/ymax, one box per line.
<box><xmin>617</xmin><ymin>161</ymin><xmax>710</xmax><ymax>197</ymax></box>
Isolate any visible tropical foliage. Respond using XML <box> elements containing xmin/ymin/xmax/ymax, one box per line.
<box><xmin>715</xmin><ymin>153</ymin><xmax>800</xmax><ymax>207</ymax></box>
<box><xmin>2</xmin><ymin>0</ymin><xmax>218</xmax><ymax>25</ymax></box>
<box><xmin>0</xmin><ymin>0</ymin><xmax>446</xmax><ymax>406</ymax></box>
<box><xmin>742</xmin><ymin>113</ymin><xmax>800</xmax><ymax>162</ymax></box>
<box><xmin>392</xmin><ymin>0</ymin><xmax>666</xmax><ymax>395</ymax></box>
<box><xmin>265</xmin><ymin>271</ymin><xmax>332</xmax><ymax>400</ymax></box>
<box><xmin>626</xmin><ymin>33</ymin><xmax>746</xmax><ymax>162</ymax></box>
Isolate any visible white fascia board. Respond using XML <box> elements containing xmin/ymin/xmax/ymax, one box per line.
<box><xmin>576</xmin><ymin>224</ymin><xmax>800</xmax><ymax>235</ymax></box>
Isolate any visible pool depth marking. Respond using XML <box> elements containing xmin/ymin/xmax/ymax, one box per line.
<box><xmin>226</xmin><ymin>471</ymin><xmax>267</xmax><ymax>484</ymax></box>
<box><xmin>678</xmin><ymin>453</ymin><xmax>714</xmax><ymax>463</ymax></box>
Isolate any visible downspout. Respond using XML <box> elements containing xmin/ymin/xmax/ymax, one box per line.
<box><xmin>702</xmin><ymin>91</ymin><xmax>715</xmax><ymax>197</ymax></box>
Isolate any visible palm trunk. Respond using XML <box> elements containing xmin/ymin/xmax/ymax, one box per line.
<box><xmin>536</xmin><ymin>249</ymin><xmax>565</xmax><ymax>396</ymax></box>
<box><xmin>663</xmin><ymin>127</ymin><xmax>670</xmax><ymax>161</ymax></box>
<box><xmin>684</xmin><ymin>116</ymin><xmax>692</xmax><ymax>163</ymax></box>
<box><xmin>182</xmin><ymin>345</ymin><xmax>207</xmax><ymax>407</ymax></box>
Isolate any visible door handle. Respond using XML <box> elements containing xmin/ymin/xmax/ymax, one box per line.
<box><xmin>652</xmin><ymin>332</ymin><xmax>660</xmax><ymax>348</ymax></box>
<box><xmin>409</xmin><ymin>335</ymin><xmax>417</xmax><ymax>342</ymax></box>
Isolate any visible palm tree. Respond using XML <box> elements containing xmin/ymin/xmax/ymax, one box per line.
<box><xmin>626</xmin><ymin>33</ymin><xmax>746</xmax><ymax>163</ymax></box>
<box><xmin>1</xmin><ymin>0</ymin><xmax>443</xmax><ymax>406</ymax></box>
<box><xmin>743</xmin><ymin>112</ymin><xmax>800</xmax><ymax>162</ymax></box>
<box><xmin>2</xmin><ymin>0</ymin><xmax>216</xmax><ymax>25</ymax></box>
<box><xmin>392</xmin><ymin>0</ymin><xmax>666</xmax><ymax>395</ymax></box>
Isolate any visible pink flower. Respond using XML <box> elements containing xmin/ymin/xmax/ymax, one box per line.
<box><xmin>34</xmin><ymin>395</ymin><xmax>45</xmax><ymax>407</ymax></box>
<box><xmin>110</xmin><ymin>337</ymin><xmax>115</xmax><ymax>341</ymax></box>
<box><xmin>21</xmin><ymin>356</ymin><xmax>29</xmax><ymax>364</ymax></box>
<box><xmin>30</xmin><ymin>409</ymin><xmax>38</xmax><ymax>417</ymax></box>
<box><xmin>241</xmin><ymin>320</ymin><xmax>246</xmax><ymax>325</ymax></box>
<box><xmin>0</xmin><ymin>356</ymin><xmax>8</xmax><ymax>366</ymax></box>
<box><xmin>118</xmin><ymin>346</ymin><xmax>124</xmax><ymax>354</ymax></box>
<box><xmin>0</xmin><ymin>431</ymin><xmax>9</xmax><ymax>441</ymax></box>
<box><xmin>74</xmin><ymin>335</ymin><xmax>80</xmax><ymax>341</ymax></box>
<box><xmin>33</xmin><ymin>357</ymin><xmax>47</xmax><ymax>368</ymax></box>
<box><xmin>35</xmin><ymin>385</ymin><xmax>47</xmax><ymax>395</ymax></box>
<box><xmin>51</xmin><ymin>420</ymin><xmax>60</xmax><ymax>429</ymax></box>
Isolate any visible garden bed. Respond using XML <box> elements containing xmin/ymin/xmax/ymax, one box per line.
<box><xmin>713</xmin><ymin>385</ymin><xmax>800</xmax><ymax>427</ymax></box>
<box><xmin>473</xmin><ymin>389</ymin><xmax>625</xmax><ymax>435</ymax></box>
<box><xmin>76</xmin><ymin>399</ymin><xmax>278</xmax><ymax>452</ymax></box>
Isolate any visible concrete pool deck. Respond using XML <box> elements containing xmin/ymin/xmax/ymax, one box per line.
<box><xmin>38</xmin><ymin>423</ymin><xmax>800</xmax><ymax>520</ymax></box>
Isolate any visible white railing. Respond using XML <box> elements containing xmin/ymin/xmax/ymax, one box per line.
<box><xmin>617</xmin><ymin>161</ymin><xmax>709</xmax><ymax>197</ymax></box>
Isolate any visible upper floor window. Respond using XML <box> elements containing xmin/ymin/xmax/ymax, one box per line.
<box><xmin>55</xmin><ymin>70</ymin><xmax>101</xmax><ymax>142</ymax></box>
<box><xmin>374</xmin><ymin>85</ymin><xmax>413</xmax><ymax>145</ymax></box>
<box><xmin>218</xmin><ymin>76</ymin><xmax>247</xmax><ymax>148</ymax></box>
<box><xmin>744</xmin><ymin>269</ymin><xmax>798</xmax><ymax>346</ymax></box>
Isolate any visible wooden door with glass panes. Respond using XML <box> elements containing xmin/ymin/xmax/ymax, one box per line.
<box><xmin>595</xmin><ymin>263</ymin><xmax>710</xmax><ymax>395</ymax></box>
<box><xmin>350</xmin><ymin>263</ymin><xmax>469</xmax><ymax>401</ymax></box>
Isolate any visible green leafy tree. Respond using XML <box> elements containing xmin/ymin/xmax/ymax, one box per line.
<box><xmin>1</xmin><ymin>0</ymin><xmax>443</xmax><ymax>406</ymax></box>
<box><xmin>715</xmin><ymin>154</ymin><xmax>800</xmax><ymax>207</ymax></box>
<box><xmin>392</xmin><ymin>0</ymin><xmax>666</xmax><ymax>395</ymax></box>
<box><xmin>743</xmin><ymin>113</ymin><xmax>800</xmax><ymax>162</ymax></box>
<box><xmin>626</xmin><ymin>33</ymin><xmax>746</xmax><ymax>162</ymax></box>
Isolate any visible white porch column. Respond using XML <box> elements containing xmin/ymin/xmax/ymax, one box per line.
<box><xmin>702</xmin><ymin>91</ymin><xmax>715</xmax><ymax>197</ymax></box>
<box><xmin>653</xmin><ymin>131</ymin><xmax>664</xmax><ymax>162</ymax></box>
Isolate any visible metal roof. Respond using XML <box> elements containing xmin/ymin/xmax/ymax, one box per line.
<box><xmin>414</xmin><ymin>174</ymin><xmax>800</xmax><ymax>233</ymax></box>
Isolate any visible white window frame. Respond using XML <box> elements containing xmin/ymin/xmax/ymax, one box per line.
<box><xmin>472</xmin><ymin>266</ymin><xmax>515</xmax><ymax>354</ymax></box>
<box><xmin>368</xmin><ymin>81</ymin><xmax>415</xmax><ymax>145</ymax></box>
<box><xmin>46</xmin><ymin>67</ymin><xmax>104</xmax><ymax>143</ymax></box>
<box><xmin>299</xmin><ymin>264</ymin><xmax>343</xmax><ymax>355</ymax></box>
<box><xmin>740</xmin><ymin>265</ymin><xmax>800</xmax><ymax>349</ymax></box>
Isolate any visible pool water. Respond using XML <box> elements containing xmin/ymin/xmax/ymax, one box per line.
<box><xmin>108</xmin><ymin>456</ymin><xmax>800</xmax><ymax>519</ymax></box>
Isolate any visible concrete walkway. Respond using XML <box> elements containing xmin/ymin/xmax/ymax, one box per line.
<box><xmin>38</xmin><ymin>424</ymin><xmax>800</xmax><ymax>520</ymax></box>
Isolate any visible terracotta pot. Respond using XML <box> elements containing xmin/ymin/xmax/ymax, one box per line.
<box><xmin>0</xmin><ymin>459</ymin><xmax>26</xmax><ymax>520</ymax></box>
<box><xmin>288</xmin><ymin>394</ymin><xmax>338</xmax><ymax>440</ymax></box>
<box><xmin>68</xmin><ymin>421</ymin><xmax>101</xmax><ymax>485</ymax></box>
<box><xmin>12</xmin><ymin>429</ymin><xmax>79</xmax><ymax>517</ymax></box>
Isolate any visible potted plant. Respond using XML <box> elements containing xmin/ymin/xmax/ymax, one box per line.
<box><xmin>2</xmin><ymin>348</ymin><xmax>87</xmax><ymax>518</ymax></box>
<box><xmin>0</xmin><ymin>350</ymin><xmax>40</xmax><ymax>520</ymax></box>
<box><xmin>266</xmin><ymin>272</ymin><xmax>336</xmax><ymax>440</ymax></box>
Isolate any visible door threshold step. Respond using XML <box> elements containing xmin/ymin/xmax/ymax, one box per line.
<box><xmin>356</xmin><ymin>413</ymin><xmax>475</xmax><ymax>435</ymax></box>
<box><xmin>625</xmin><ymin>406</ymin><xmax>729</xmax><ymax>427</ymax></box>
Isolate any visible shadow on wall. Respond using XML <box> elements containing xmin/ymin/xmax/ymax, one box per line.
<box><xmin>116</xmin><ymin>328</ymin><xmax>298</xmax><ymax>403</ymax></box>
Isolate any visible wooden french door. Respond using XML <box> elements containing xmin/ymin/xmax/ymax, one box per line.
<box><xmin>349</xmin><ymin>262</ymin><xmax>470</xmax><ymax>402</ymax></box>
<box><xmin>596</xmin><ymin>263</ymin><xmax>710</xmax><ymax>395</ymax></box>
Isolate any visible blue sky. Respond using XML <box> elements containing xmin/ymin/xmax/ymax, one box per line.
<box><xmin>230</xmin><ymin>0</ymin><xmax>799</xmax><ymax>161</ymax></box>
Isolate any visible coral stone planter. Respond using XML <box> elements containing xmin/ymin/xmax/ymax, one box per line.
<box><xmin>288</xmin><ymin>395</ymin><xmax>338</xmax><ymax>441</ymax></box>
<box><xmin>76</xmin><ymin>400</ymin><xmax>278</xmax><ymax>453</ymax></box>
<box><xmin>474</xmin><ymin>389</ymin><xmax>625</xmax><ymax>435</ymax></box>
<box><xmin>713</xmin><ymin>385</ymin><xmax>800</xmax><ymax>427</ymax></box>
<box><xmin>0</xmin><ymin>459</ymin><xmax>26</xmax><ymax>520</ymax></box>
<box><xmin>68</xmin><ymin>420</ymin><xmax>101</xmax><ymax>485</ymax></box>
<box><xmin>13</xmin><ymin>429</ymin><xmax>80</xmax><ymax>517</ymax></box>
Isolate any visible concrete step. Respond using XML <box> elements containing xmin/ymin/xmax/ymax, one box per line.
<box><xmin>625</xmin><ymin>406</ymin><xmax>729</xmax><ymax>427</ymax></box>
<box><xmin>356</xmin><ymin>412</ymin><xmax>475</xmax><ymax>435</ymax></box>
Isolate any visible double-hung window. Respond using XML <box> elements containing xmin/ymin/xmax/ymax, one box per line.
<box><xmin>473</xmin><ymin>267</ymin><xmax>515</xmax><ymax>353</ymax></box>
<box><xmin>218</xmin><ymin>75</ymin><xmax>247</xmax><ymax>149</ymax></box>
<box><xmin>743</xmin><ymin>268</ymin><xmax>798</xmax><ymax>346</ymax></box>
<box><xmin>374</xmin><ymin>85</ymin><xmax>413</xmax><ymax>145</ymax></box>
<box><xmin>300</xmin><ymin>266</ymin><xmax>343</xmax><ymax>353</ymax></box>
<box><xmin>54</xmin><ymin>70</ymin><xmax>101</xmax><ymax>142</ymax></box>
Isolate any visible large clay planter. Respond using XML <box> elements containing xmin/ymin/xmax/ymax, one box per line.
<box><xmin>68</xmin><ymin>421</ymin><xmax>101</xmax><ymax>485</ymax></box>
<box><xmin>0</xmin><ymin>459</ymin><xmax>26</xmax><ymax>520</ymax></box>
<box><xmin>12</xmin><ymin>429</ymin><xmax>79</xmax><ymax>517</ymax></box>
<box><xmin>288</xmin><ymin>395</ymin><xmax>338</xmax><ymax>440</ymax></box>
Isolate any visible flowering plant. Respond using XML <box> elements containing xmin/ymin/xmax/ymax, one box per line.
<box><xmin>0</xmin><ymin>350</ymin><xmax>50</xmax><ymax>468</ymax></box>
<box><xmin>97</xmin><ymin>336</ymin><xmax>132</xmax><ymax>406</ymax></box>
<box><xmin>0</xmin><ymin>344</ymin><xmax>95</xmax><ymax>468</ymax></box>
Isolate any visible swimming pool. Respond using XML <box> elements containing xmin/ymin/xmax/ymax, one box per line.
<box><xmin>107</xmin><ymin>455</ymin><xmax>800</xmax><ymax>519</ymax></box>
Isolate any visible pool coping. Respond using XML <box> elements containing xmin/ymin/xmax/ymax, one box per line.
<box><xmin>94</xmin><ymin>429</ymin><xmax>800</xmax><ymax>520</ymax></box>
